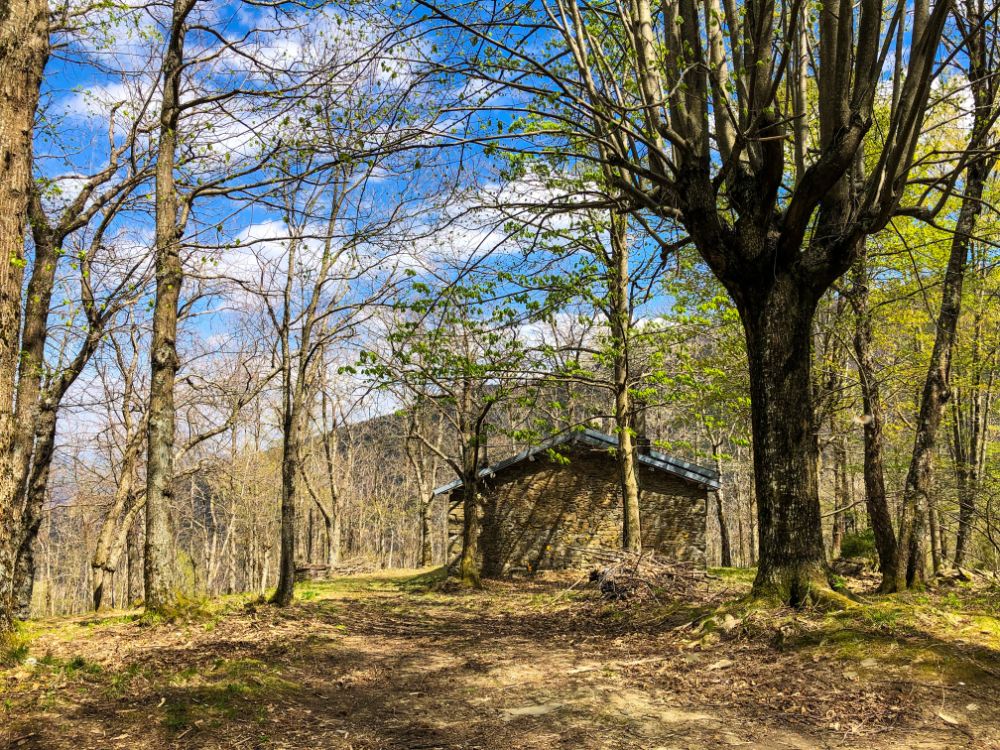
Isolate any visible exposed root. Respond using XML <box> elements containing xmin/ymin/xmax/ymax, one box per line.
<box><xmin>750</xmin><ymin>561</ymin><xmax>858</xmax><ymax>610</ymax></box>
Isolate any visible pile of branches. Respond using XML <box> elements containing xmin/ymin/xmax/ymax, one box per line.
<box><xmin>586</xmin><ymin>550</ymin><xmax>709</xmax><ymax>602</ymax></box>
<box><xmin>327</xmin><ymin>558</ymin><xmax>379</xmax><ymax>576</ymax></box>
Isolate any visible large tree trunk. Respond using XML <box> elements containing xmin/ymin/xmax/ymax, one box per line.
<box><xmin>0</xmin><ymin>0</ymin><xmax>49</xmax><ymax>636</ymax></box>
<box><xmin>739</xmin><ymin>278</ymin><xmax>829</xmax><ymax>604</ymax></box>
<box><xmin>894</xmin><ymin>164</ymin><xmax>988</xmax><ymax>592</ymax></box>
<box><xmin>8</xmin><ymin>194</ymin><xmax>61</xmax><ymax>619</ymax></box>
<box><xmin>11</xmin><ymin>190</ymin><xmax>58</xmax><ymax>491</ymax></box>
<box><xmin>144</xmin><ymin>0</ymin><xmax>194</xmax><ymax>612</ymax></box>
<box><xmin>14</xmin><ymin>478</ymin><xmax>49</xmax><ymax>620</ymax></box>
<box><xmin>850</xmin><ymin>254</ymin><xmax>899</xmax><ymax>588</ymax></box>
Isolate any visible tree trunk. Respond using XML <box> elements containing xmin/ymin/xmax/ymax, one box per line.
<box><xmin>608</xmin><ymin>212</ymin><xmax>642</xmax><ymax>552</ymax></box>
<box><xmin>850</xmin><ymin>255</ymin><xmax>899</xmax><ymax>588</ymax></box>
<box><xmin>830</xmin><ymin>437</ymin><xmax>849</xmax><ymax>560</ymax></box>
<box><xmin>713</xmin><ymin>457</ymin><xmax>732</xmax><ymax>566</ymax></box>
<box><xmin>92</xmin><ymin>429</ymin><xmax>142</xmax><ymax>610</ymax></box>
<box><xmin>260</xmin><ymin>546</ymin><xmax>271</xmax><ymax>594</ymax></box>
<box><xmin>458</xmin><ymin>474</ymin><xmax>481</xmax><ymax>586</ymax></box>
<box><xmin>615</xmin><ymin>383</ymin><xmax>642</xmax><ymax>552</ymax></box>
<box><xmin>894</xmin><ymin>163</ymin><xmax>987</xmax><ymax>592</ymax></box>
<box><xmin>92</xmin><ymin>492</ymin><xmax>139</xmax><ymax>611</ymax></box>
<box><xmin>12</xmin><ymin>516</ymin><xmax>38</xmax><ymax>620</ymax></box>
<box><xmin>272</xmin><ymin>400</ymin><xmax>303</xmax><ymax>606</ymax></box>
<box><xmin>11</xmin><ymin>400</ymin><xmax>56</xmax><ymax>617</ymax></box>
<box><xmin>739</xmin><ymin>279</ymin><xmax>829</xmax><ymax>604</ymax></box>
<box><xmin>953</xmin><ymin>308</ymin><xmax>987</xmax><ymax>567</ymax></box>
<box><xmin>954</xmin><ymin>451</ymin><xmax>975</xmax><ymax>566</ymax></box>
<box><xmin>0</xmin><ymin>0</ymin><xmax>49</xmax><ymax>637</ymax></box>
<box><xmin>144</xmin><ymin>0</ymin><xmax>194</xmax><ymax>612</ymax></box>
<box><xmin>420</xmin><ymin>496</ymin><xmax>434</xmax><ymax>567</ymax></box>
<box><xmin>734</xmin><ymin>473</ymin><xmax>747</xmax><ymax>567</ymax></box>
<box><xmin>928</xmin><ymin>501</ymin><xmax>942</xmax><ymax>574</ymax></box>
<box><xmin>127</xmin><ymin>510</ymin><xmax>143</xmax><ymax>605</ymax></box>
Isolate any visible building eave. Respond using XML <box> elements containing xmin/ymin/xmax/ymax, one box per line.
<box><xmin>431</xmin><ymin>428</ymin><xmax>721</xmax><ymax>495</ymax></box>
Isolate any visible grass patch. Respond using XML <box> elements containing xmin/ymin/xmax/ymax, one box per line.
<box><xmin>138</xmin><ymin>591</ymin><xmax>223</xmax><ymax>627</ymax></box>
<box><xmin>108</xmin><ymin>661</ymin><xmax>148</xmax><ymax>698</ymax></box>
<box><xmin>0</xmin><ymin>623</ymin><xmax>33</xmax><ymax>666</ymax></box>
<box><xmin>708</xmin><ymin>566</ymin><xmax>757</xmax><ymax>585</ymax></box>
<box><xmin>159</xmin><ymin>658</ymin><xmax>299</xmax><ymax>733</ymax></box>
<box><xmin>35</xmin><ymin>653</ymin><xmax>104</xmax><ymax>677</ymax></box>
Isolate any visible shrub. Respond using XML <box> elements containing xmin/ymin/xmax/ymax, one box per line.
<box><xmin>840</xmin><ymin>529</ymin><xmax>877</xmax><ymax>561</ymax></box>
<box><xmin>0</xmin><ymin>625</ymin><xmax>31</xmax><ymax>667</ymax></box>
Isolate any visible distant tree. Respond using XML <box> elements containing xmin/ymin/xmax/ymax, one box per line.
<box><xmin>362</xmin><ymin>277</ymin><xmax>535</xmax><ymax>586</ymax></box>
<box><xmin>893</xmin><ymin>6</ymin><xmax>1000</xmax><ymax>591</ymax></box>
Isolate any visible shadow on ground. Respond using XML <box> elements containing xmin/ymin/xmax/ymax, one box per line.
<box><xmin>3</xmin><ymin>571</ymin><xmax>1000</xmax><ymax>750</ymax></box>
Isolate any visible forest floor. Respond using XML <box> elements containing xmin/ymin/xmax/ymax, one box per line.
<box><xmin>3</xmin><ymin>568</ymin><xmax>1000</xmax><ymax>750</ymax></box>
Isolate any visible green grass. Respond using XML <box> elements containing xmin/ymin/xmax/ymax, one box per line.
<box><xmin>0</xmin><ymin>623</ymin><xmax>33</xmax><ymax>666</ymax></box>
<box><xmin>708</xmin><ymin>566</ymin><xmax>757</xmax><ymax>585</ymax></box>
<box><xmin>108</xmin><ymin>662</ymin><xmax>148</xmax><ymax>698</ymax></box>
<box><xmin>159</xmin><ymin>658</ymin><xmax>300</xmax><ymax>733</ymax></box>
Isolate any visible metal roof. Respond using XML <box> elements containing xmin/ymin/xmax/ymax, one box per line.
<box><xmin>431</xmin><ymin>428</ymin><xmax>721</xmax><ymax>495</ymax></box>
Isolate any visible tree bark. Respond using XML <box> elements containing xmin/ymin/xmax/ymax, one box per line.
<box><xmin>455</xmin><ymin>385</ymin><xmax>490</xmax><ymax>586</ymax></box>
<box><xmin>420</xmin><ymin>497</ymin><xmax>434</xmax><ymax>566</ymax></box>
<box><xmin>608</xmin><ymin>212</ymin><xmax>642</xmax><ymax>552</ymax></box>
<box><xmin>713</xmin><ymin>455</ymin><xmax>732</xmax><ymax>567</ymax></box>
<box><xmin>850</xmin><ymin>254</ymin><xmax>899</xmax><ymax>588</ymax></box>
<box><xmin>738</xmin><ymin>278</ymin><xmax>829</xmax><ymax>604</ymax></box>
<box><xmin>953</xmin><ymin>306</ymin><xmax>988</xmax><ymax>566</ymax></box>
<box><xmin>0</xmin><ymin>0</ymin><xmax>49</xmax><ymax>636</ymax></box>
<box><xmin>458</xmin><ymin>478</ymin><xmax>481</xmax><ymax>586</ymax></box>
<box><xmin>271</xmin><ymin>233</ymin><xmax>304</xmax><ymax>607</ymax></box>
<box><xmin>271</xmin><ymin>406</ymin><xmax>303</xmax><ymax>606</ymax></box>
<box><xmin>894</xmin><ymin>166</ymin><xmax>987</xmax><ymax>591</ymax></box>
<box><xmin>928</xmin><ymin>501</ymin><xmax>942</xmax><ymax>574</ymax></box>
<box><xmin>144</xmin><ymin>0</ymin><xmax>195</xmax><ymax>612</ymax></box>
<box><xmin>830</xmin><ymin>437</ymin><xmax>849</xmax><ymax>560</ymax></box>
<box><xmin>8</xmin><ymin>193</ymin><xmax>61</xmax><ymax>618</ymax></box>
<box><xmin>11</xmin><ymin>402</ymin><xmax>55</xmax><ymax>617</ymax></box>
<box><xmin>12</xmin><ymin>511</ymin><xmax>39</xmax><ymax>620</ymax></box>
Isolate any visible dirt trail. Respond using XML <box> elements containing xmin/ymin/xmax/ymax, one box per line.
<box><xmin>2</xmin><ymin>572</ymin><xmax>998</xmax><ymax>750</ymax></box>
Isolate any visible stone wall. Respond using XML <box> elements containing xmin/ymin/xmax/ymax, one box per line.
<box><xmin>447</xmin><ymin>444</ymin><xmax>707</xmax><ymax>574</ymax></box>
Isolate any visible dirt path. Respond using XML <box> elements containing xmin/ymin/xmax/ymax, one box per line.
<box><xmin>2</xmin><ymin>571</ymin><xmax>999</xmax><ymax>749</ymax></box>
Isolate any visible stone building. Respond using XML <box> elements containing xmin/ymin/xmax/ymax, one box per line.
<box><xmin>432</xmin><ymin>429</ymin><xmax>720</xmax><ymax>575</ymax></box>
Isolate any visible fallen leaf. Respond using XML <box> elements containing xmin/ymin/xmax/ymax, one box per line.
<box><xmin>937</xmin><ymin>711</ymin><xmax>962</xmax><ymax>727</ymax></box>
<box><xmin>707</xmin><ymin>659</ymin><xmax>734</xmax><ymax>671</ymax></box>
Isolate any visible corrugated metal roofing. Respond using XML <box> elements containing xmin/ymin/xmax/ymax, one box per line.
<box><xmin>431</xmin><ymin>427</ymin><xmax>721</xmax><ymax>495</ymax></box>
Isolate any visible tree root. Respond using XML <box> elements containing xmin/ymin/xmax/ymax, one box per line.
<box><xmin>750</xmin><ymin>562</ymin><xmax>860</xmax><ymax>610</ymax></box>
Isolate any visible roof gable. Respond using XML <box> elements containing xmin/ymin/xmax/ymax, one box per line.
<box><xmin>431</xmin><ymin>428</ymin><xmax>721</xmax><ymax>495</ymax></box>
